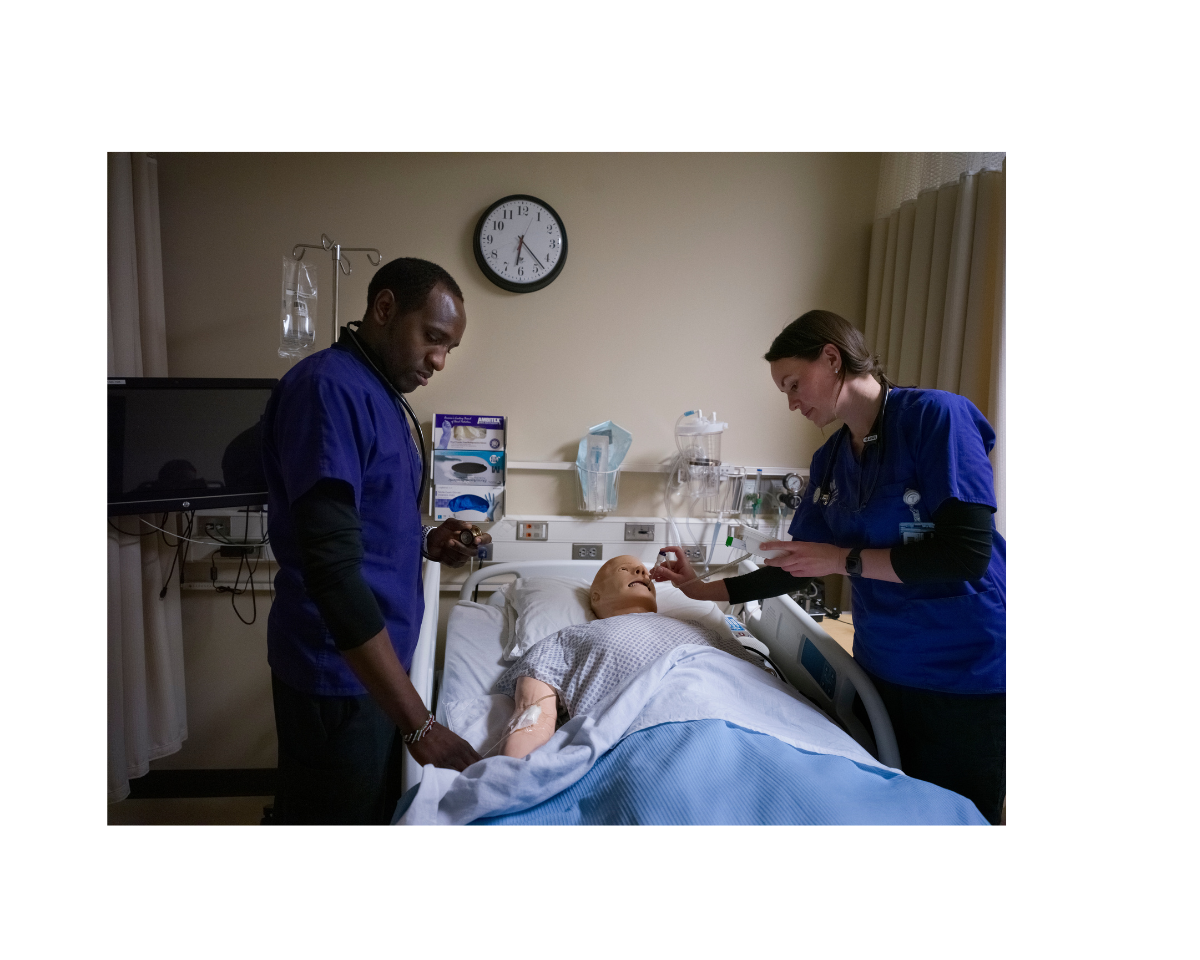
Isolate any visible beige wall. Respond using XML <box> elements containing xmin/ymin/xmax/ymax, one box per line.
<box><xmin>159</xmin><ymin>152</ymin><xmax>879</xmax><ymax>515</ymax></box>
<box><xmin>152</xmin><ymin>152</ymin><xmax>880</xmax><ymax>769</ymax></box>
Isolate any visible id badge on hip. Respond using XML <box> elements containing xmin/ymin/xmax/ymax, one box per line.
<box><xmin>899</xmin><ymin>522</ymin><xmax>935</xmax><ymax>544</ymax></box>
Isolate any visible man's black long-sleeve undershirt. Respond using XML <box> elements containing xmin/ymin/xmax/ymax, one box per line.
<box><xmin>291</xmin><ymin>478</ymin><xmax>386</xmax><ymax>651</ymax></box>
<box><xmin>723</xmin><ymin>497</ymin><xmax>994</xmax><ymax>605</ymax></box>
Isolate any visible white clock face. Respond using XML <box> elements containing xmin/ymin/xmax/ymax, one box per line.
<box><xmin>476</xmin><ymin>197</ymin><xmax>565</xmax><ymax>288</ymax></box>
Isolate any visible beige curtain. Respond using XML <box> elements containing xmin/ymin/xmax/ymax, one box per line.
<box><xmin>108</xmin><ymin>153</ymin><xmax>188</xmax><ymax>803</ymax></box>
<box><xmin>862</xmin><ymin>156</ymin><xmax>1006</xmax><ymax>535</ymax></box>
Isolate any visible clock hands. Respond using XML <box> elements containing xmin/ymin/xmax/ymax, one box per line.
<box><xmin>516</xmin><ymin>235</ymin><xmax>545</xmax><ymax>271</ymax></box>
<box><xmin>524</xmin><ymin>245</ymin><xmax>546</xmax><ymax>271</ymax></box>
<box><xmin>513</xmin><ymin>220</ymin><xmax>547</xmax><ymax>273</ymax></box>
<box><xmin>514</xmin><ymin>212</ymin><xmax>537</xmax><ymax>265</ymax></box>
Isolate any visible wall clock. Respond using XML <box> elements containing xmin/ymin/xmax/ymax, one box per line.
<box><xmin>473</xmin><ymin>194</ymin><xmax>568</xmax><ymax>293</ymax></box>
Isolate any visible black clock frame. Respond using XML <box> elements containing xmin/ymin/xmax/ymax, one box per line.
<box><xmin>472</xmin><ymin>194</ymin><xmax>568</xmax><ymax>293</ymax></box>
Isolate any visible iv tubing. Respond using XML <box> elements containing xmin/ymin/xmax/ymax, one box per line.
<box><xmin>480</xmin><ymin>693</ymin><xmax>559</xmax><ymax>759</ymax></box>
<box><xmin>672</xmin><ymin>552</ymin><xmax>754</xmax><ymax>590</ymax></box>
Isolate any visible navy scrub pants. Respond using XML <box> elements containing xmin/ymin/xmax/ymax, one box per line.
<box><xmin>270</xmin><ymin>674</ymin><xmax>406</xmax><ymax>825</ymax></box>
<box><xmin>863</xmin><ymin>670</ymin><xmax>1006</xmax><ymax>825</ymax></box>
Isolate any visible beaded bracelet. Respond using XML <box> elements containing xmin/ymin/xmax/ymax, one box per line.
<box><xmin>402</xmin><ymin>712</ymin><xmax>436</xmax><ymax>744</ymax></box>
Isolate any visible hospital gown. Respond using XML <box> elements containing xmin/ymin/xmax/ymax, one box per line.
<box><xmin>495</xmin><ymin>612</ymin><xmax>761</xmax><ymax>718</ymax></box>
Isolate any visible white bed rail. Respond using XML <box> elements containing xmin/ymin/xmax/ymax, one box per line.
<box><xmin>737</xmin><ymin>561</ymin><xmax>900</xmax><ymax>768</ymax></box>
<box><xmin>401</xmin><ymin>559</ymin><xmax>442</xmax><ymax>793</ymax></box>
<box><xmin>458</xmin><ymin>559</ymin><xmax>606</xmax><ymax>602</ymax></box>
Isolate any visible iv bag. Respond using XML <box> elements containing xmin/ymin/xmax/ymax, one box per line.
<box><xmin>279</xmin><ymin>257</ymin><xmax>319</xmax><ymax>359</ymax></box>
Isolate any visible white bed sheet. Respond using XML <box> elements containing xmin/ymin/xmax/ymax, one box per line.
<box><xmin>437</xmin><ymin>596</ymin><xmax>517</xmax><ymax>756</ymax></box>
<box><xmin>439</xmin><ymin>600</ymin><xmax>510</xmax><ymax>707</ymax></box>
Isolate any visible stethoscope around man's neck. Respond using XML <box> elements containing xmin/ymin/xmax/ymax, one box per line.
<box><xmin>341</xmin><ymin>321</ymin><xmax>429</xmax><ymax>506</ymax></box>
<box><xmin>812</xmin><ymin>383</ymin><xmax>890</xmax><ymax>511</ymax></box>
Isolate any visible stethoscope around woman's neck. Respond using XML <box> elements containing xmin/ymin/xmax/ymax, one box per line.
<box><xmin>813</xmin><ymin>383</ymin><xmax>890</xmax><ymax>510</ymax></box>
<box><xmin>340</xmin><ymin>321</ymin><xmax>429</xmax><ymax>506</ymax></box>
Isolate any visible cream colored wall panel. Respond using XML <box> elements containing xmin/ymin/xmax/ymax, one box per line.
<box><xmin>158</xmin><ymin>152</ymin><xmax>879</xmax><ymax>510</ymax></box>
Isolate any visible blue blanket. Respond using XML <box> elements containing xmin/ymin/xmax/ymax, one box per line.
<box><xmin>397</xmin><ymin>646</ymin><xmax>985</xmax><ymax>825</ymax></box>
<box><xmin>470</xmin><ymin>718</ymin><xmax>985</xmax><ymax>825</ymax></box>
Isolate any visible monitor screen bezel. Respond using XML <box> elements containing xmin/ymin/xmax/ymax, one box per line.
<box><xmin>108</xmin><ymin>376</ymin><xmax>278</xmax><ymax>517</ymax></box>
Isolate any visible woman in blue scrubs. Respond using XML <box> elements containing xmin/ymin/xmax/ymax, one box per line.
<box><xmin>652</xmin><ymin>310</ymin><xmax>1005</xmax><ymax>823</ymax></box>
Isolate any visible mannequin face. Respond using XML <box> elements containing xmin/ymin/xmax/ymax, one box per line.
<box><xmin>590</xmin><ymin>555</ymin><xmax>657</xmax><ymax>619</ymax></box>
<box><xmin>770</xmin><ymin>345</ymin><xmax>842</xmax><ymax>429</ymax></box>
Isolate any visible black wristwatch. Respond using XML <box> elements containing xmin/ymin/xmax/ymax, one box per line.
<box><xmin>845</xmin><ymin>547</ymin><xmax>863</xmax><ymax>578</ymax></box>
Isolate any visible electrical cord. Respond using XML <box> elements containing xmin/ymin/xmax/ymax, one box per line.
<box><xmin>210</xmin><ymin>545</ymin><xmax>260</xmax><ymax>625</ymax></box>
<box><xmin>738</xmin><ymin>641</ymin><xmax>788</xmax><ymax>686</ymax></box>
<box><xmin>159</xmin><ymin>511</ymin><xmax>195</xmax><ymax>598</ymax></box>
<box><xmin>134</xmin><ymin>513</ymin><xmax>269</xmax><ymax>548</ymax></box>
<box><xmin>108</xmin><ymin>512</ymin><xmax>166</xmax><ymax>538</ymax></box>
<box><xmin>200</xmin><ymin>510</ymin><xmax>271</xmax><ymax>546</ymax></box>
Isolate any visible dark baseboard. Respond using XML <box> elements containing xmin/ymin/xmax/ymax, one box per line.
<box><xmin>126</xmin><ymin>768</ymin><xmax>277</xmax><ymax>799</ymax></box>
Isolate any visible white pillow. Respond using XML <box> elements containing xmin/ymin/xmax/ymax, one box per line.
<box><xmin>500</xmin><ymin>575</ymin><xmax>735</xmax><ymax>661</ymax></box>
<box><xmin>503</xmin><ymin>577</ymin><xmax>595</xmax><ymax>661</ymax></box>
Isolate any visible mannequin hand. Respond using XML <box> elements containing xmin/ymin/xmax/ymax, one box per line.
<box><xmin>426</xmin><ymin>519</ymin><xmax>491</xmax><ymax>567</ymax></box>
<box><xmin>648</xmin><ymin>545</ymin><xmax>701</xmax><ymax>592</ymax></box>
<box><xmin>407</xmin><ymin>722</ymin><xmax>482</xmax><ymax>771</ymax></box>
<box><xmin>762</xmin><ymin>540</ymin><xmax>848</xmax><ymax>578</ymax></box>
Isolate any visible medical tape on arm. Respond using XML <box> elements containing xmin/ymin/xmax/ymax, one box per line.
<box><xmin>480</xmin><ymin>693</ymin><xmax>558</xmax><ymax>759</ymax></box>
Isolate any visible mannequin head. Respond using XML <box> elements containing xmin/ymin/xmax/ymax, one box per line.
<box><xmin>590</xmin><ymin>555</ymin><xmax>657</xmax><ymax>619</ymax></box>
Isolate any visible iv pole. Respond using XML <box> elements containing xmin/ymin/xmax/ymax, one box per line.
<box><xmin>292</xmin><ymin>234</ymin><xmax>383</xmax><ymax>345</ymax></box>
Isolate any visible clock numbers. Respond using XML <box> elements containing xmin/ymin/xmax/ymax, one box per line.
<box><xmin>475</xmin><ymin>195</ymin><xmax>566</xmax><ymax>291</ymax></box>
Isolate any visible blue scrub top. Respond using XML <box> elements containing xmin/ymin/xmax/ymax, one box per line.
<box><xmin>789</xmin><ymin>388</ymin><xmax>1005</xmax><ymax>695</ymax></box>
<box><xmin>262</xmin><ymin>343</ymin><xmax>425</xmax><ymax>697</ymax></box>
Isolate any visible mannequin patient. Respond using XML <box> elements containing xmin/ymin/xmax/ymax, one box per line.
<box><xmin>494</xmin><ymin>555</ymin><xmax>757</xmax><ymax>758</ymax></box>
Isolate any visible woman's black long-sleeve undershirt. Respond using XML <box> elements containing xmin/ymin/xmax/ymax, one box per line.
<box><xmin>723</xmin><ymin>497</ymin><xmax>995</xmax><ymax>605</ymax></box>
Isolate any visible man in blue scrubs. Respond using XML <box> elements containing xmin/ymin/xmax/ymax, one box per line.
<box><xmin>263</xmin><ymin>257</ymin><xmax>486</xmax><ymax>824</ymax></box>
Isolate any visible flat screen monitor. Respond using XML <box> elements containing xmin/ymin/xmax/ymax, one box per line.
<box><xmin>108</xmin><ymin>377</ymin><xmax>278</xmax><ymax>516</ymax></box>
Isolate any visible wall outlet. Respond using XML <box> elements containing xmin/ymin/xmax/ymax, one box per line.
<box><xmin>476</xmin><ymin>542</ymin><xmax>494</xmax><ymax>561</ymax></box>
<box><xmin>517</xmin><ymin>522</ymin><xmax>548</xmax><ymax>540</ymax></box>
<box><xmin>572</xmin><ymin>543</ymin><xmax>603</xmax><ymax>560</ymax></box>
<box><xmin>204</xmin><ymin>517</ymin><xmax>231</xmax><ymax>539</ymax></box>
<box><xmin>683</xmin><ymin>545</ymin><xmax>706</xmax><ymax>563</ymax></box>
<box><xmin>624</xmin><ymin>523</ymin><xmax>656</xmax><ymax>541</ymax></box>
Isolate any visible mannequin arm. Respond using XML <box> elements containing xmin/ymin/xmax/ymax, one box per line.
<box><xmin>502</xmin><ymin>676</ymin><xmax>559</xmax><ymax>758</ymax></box>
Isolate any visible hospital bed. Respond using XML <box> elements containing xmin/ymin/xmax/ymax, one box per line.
<box><xmin>399</xmin><ymin>559</ymin><xmax>982</xmax><ymax>825</ymax></box>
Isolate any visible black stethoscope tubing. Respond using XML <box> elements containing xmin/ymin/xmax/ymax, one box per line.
<box><xmin>814</xmin><ymin>384</ymin><xmax>890</xmax><ymax>513</ymax></box>
<box><xmin>342</xmin><ymin>322</ymin><xmax>429</xmax><ymax>507</ymax></box>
